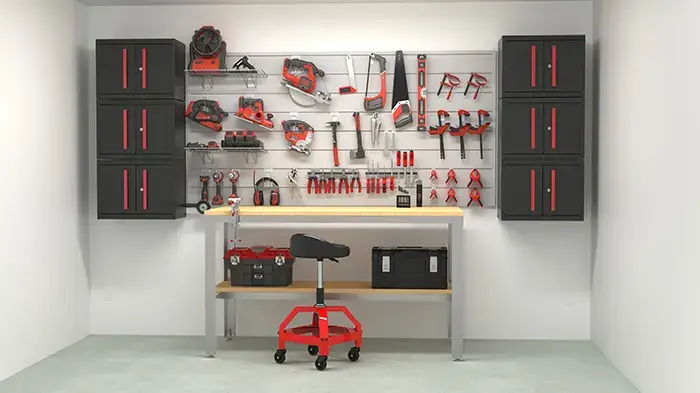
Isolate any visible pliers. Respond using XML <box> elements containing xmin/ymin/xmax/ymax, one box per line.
<box><xmin>350</xmin><ymin>170</ymin><xmax>362</xmax><ymax>193</ymax></box>
<box><xmin>288</xmin><ymin>169</ymin><xmax>302</xmax><ymax>199</ymax></box>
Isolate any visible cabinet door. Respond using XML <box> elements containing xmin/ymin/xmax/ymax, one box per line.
<box><xmin>501</xmin><ymin>164</ymin><xmax>542</xmax><ymax>217</ymax></box>
<box><xmin>97</xmin><ymin>103</ymin><xmax>134</xmax><ymax>156</ymax></box>
<box><xmin>135</xmin><ymin>44</ymin><xmax>174</xmax><ymax>95</ymax></box>
<box><xmin>137</xmin><ymin>164</ymin><xmax>177</xmax><ymax>215</ymax></box>
<box><xmin>135</xmin><ymin>103</ymin><xmax>175</xmax><ymax>155</ymax></box>
<box><xmin>543</xmin><ymin>102</ymin><xmax>584</xmax><ymax>154</ymax></box>
<box><xmin>543</xmin><ymin>164</ymin><xmax>583</xmax><ymax>217</ymax></box>
<box><xmin>98</xmin><ymin>163</ymin><xmax>135</xmax><ymax>215</ymax></box>
<box><xmin>501</xmin><ymin>101</ymin><xmax>542</xmax><ymax>154</ymax></box>
<box><xmin>96</xmin><ymin>43</ymin><xmax>133</xmax><ymax>95</ymax></box>
<box><xmin>501</xmin><ymin>40</ymin><xmax>543</xmax><ymax>93</ymax></box>
<box><xmin>544</xmin><ymin>40</ymin><xmax>585</xmax><ymax>94</ymax></box>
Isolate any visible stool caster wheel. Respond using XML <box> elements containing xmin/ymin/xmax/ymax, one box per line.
<box><xmin>274</xmin><ymin>349</ymin><xmax>286</xmax><ymax>364</ymax></box>
<box><xmin>307</xmin><ymin>345</ymin><xmax>319</xmax><ymax>356</ymax></box>
<box><xmin>314</xmin><ymin>355</ymin><xmax>328</xmax><ymax>371</ymax></box>
<box><xmin>348</xmin><ymin>346</ymin><xmax>360</xmax><ymax>362</ymax></box>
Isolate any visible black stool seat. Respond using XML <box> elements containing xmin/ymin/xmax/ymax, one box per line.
<box><xmin>290</xmin><ymin>234</ymin><xmax>350</xmax><ymax>260</ymax></box>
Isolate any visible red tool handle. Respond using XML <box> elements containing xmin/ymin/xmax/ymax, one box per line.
<box><xmin>403</xmin><ymin>152</ymin><xmax>408</xmax><ymax>168</ymax></box>
<box><xmin>396</xmin><ymin>151</ymin><xmax>401</xmax><ymax>167</ymax></box>
<box><xmin>123</xmin><ymin>169</ymin><xmax>129</xmax><ymax>210</ymax></box>
<box><xmin>550</xmin><ymin>169</ymin><xmax>557</xmax><ymax>212</ymax></box>
<box><xmin>409</xmin><ymin>150</ymin><xmax>414</xmax><ymax>166</ymax></box>
<box><xmin>331</xmin><ymin>178</ymin><xmax>336</xmax><ymax>193</ymax></box>
<box><xmin>531</xmin><ymin>45</ymin><xmax>537</xmax><ymax>87</ymax></box>
<box><xmin>382</xmin><ymin>177</ymin><xmax>387</xmax><ymax>193</ymax></box>
<box><xmin>122</xmin><ymin>109</ymin><xmax>128</xmax><ymax>150</ymax></box>
<box><xmin>353</xmin><ymin>112</ymin><xmax>361</xmax><ymax>131</ymax></box>
<box><xmin>307</xmin><ymin>179</ymin><xmax>312</xmax><ymax>194</ymax></box>
<box><xmin>531</xmin><ymin>107</ymin><xmax>536</xmax><ymax>150</ymax></box>
<box><xmin>142</xmin><ymin>169</ymin><xmax>148</xmax><ymax>210</ymax></box>
<box><xmin>314</xmin><ymin>178</ymin><xmax>320</xmax><ymax>194</ymax></box>
<box><xmin>141</xmin><ymin>109</ymin><xmax>147</xmax><ymax>151</ymax></box>
<box><xmin>122</xmin><ymin>48</ymin><xmax>128</xmax><ymax>90</ymax></box>
<box><xmin>357</xmin><ymin>177</ymin><xmax>362</xmax><ymax>193</ymax></box>
<box><xmin>141</xmin><ymin>48</ymin><xmax>147</xmax><ymax>89</ymax></box>
<box><xmin>333</xmin><ymin>146</ymin><xmax>339</xmax><ymax>167</ymax></box>
<box><xmin>551</xmin><ymin>107</ymin><xmax>557</xmax><ymax>149</ymax></box>
<box><xmin>551</xmin><ymin>45</ymin><xmax>557</xmax><ymax>88</ymax></box>
<box><xmin>390</xmin><ymin>176</ymin><xmax>395</xmax><ymax>191</ymax></box>
<box><xmin>530</xmin><ymin>169</ymin><xmax>536</xmax><ymax>212</ymax></box>
<box><xmin>345</xmin><ymin>179</ymin><xmax>350</xmax><ymax>194</ymax></box>
<box><xmin>366</xmin><ymin>177</ymin><xmax>370</xmax><ymax>193</ymax></box>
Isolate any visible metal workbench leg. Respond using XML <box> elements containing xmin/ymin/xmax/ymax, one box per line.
<box><xmin>223</xmin><ymin>224</ymin><xmax>232</xmax><ymax>340</ymax></box>
<box><xmin>205</xmin><ymin>219</ymin><xmax>220</xmax><ymax>358</ymax></box>
<box><xmin>449</xmin><ymin>217</ymin><xmax>464</xmax><ymax>360</ymax></box>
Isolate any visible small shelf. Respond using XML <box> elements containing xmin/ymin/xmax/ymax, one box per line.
<box><xmin>186</xmin><ymin>146</ymin><xmax>267</xmax><ymax>164</ymax></box>
<box><xmin>185</xmin><ymin>68</ymin><xmax>268</xmax><ymax>88</ymax></box>
<box><xmin>216</xmin><ymin>280</ymin><xmax>452</xmax><ymax>295</ymax></box>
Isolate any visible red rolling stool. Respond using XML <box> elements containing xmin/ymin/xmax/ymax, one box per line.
<box><xmin>274</xmin><ymin>234</ymin><xmax>363</xmax><ymax>371</ymax></box>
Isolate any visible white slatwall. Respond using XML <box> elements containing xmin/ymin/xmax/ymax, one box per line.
<box><xmin>186</xmin><ymin>51</ymin><xmax>497</xmax><ymax>207</ymax></box>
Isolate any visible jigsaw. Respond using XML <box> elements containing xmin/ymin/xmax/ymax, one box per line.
<box><xmin>232</xmin><ymin>96</ymin><xmax>274</xmax><ymax>130</ymax></box>
<box><xmin>282</xmin><ymin>120</ymin><xmax>314</xmax><ymax>155</ymax></box>
<box><xmin>281</xmin><ymin>58</ymin><xmax>332</xmax><ymax>106</ymax></box>
<box><xmin>185</xmin><ymin>99</ymin><xmax>228</xmax><ymax>131</ymax></box>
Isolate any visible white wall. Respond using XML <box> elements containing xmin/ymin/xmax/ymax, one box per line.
<box><xmin>592</xmin><ymin>0</ymin><xmax>698</xmax><ymax>392</ymax></box>
<box><xmin>87</xmin><ymin>1</ymin><xmax>593</xmax><ymax>340</ymax></box>
<box><xmin>0</xmin><ymin>0</ymin><xmax>90</xmax><ymax>381</ymax></box>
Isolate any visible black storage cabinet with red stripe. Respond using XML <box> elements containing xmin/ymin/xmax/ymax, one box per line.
<box><xmin>96</xmin><ymin>39</ymin><xmax>186</xmax><ymax>220</ymax></box>
<box><xmin>497</xmin><ymin>35</ymin><xmax>585</xmax><ymax>221</ymax></box>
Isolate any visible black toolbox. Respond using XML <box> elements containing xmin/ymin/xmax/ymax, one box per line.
<box><xmin>225</xmin><ymin>247</ymin><xmax>294</xmax><ymax>287</ymax></box>
<box><xmin>371</xmin><ymin>247</ymin><xmax>448</xmax><ymax>289</ymax></box>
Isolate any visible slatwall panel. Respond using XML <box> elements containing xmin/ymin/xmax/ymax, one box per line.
<box><xmin>186</xmin><ymin>51</ymin><xmax>497</xmax><ymax>207</ymax></box>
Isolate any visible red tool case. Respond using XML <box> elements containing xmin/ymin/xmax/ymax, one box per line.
<box><xmin>224</xmin><ymin>247</ymin><xmax>295</xmax><ymax>287</ymax></box>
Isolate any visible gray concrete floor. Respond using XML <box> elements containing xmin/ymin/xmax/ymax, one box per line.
<box><xmin>0</xmin><ymin>336</ymin><xmax>638</xmax><ymax>393</ymax></box>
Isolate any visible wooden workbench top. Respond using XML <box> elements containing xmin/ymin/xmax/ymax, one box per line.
<box><xmin>205</xmin><ymin>206</ymin><xmax>463</xmax><ymax>217</ymax></box>
<box><xmin>217</xmin><ymin>281</ymin><xmax>452</xmax><ymax>295</ymax></box>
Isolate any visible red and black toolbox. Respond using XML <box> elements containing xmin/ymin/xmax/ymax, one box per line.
<box><xmin>224</xmin><ymin>246</ymin><xmax>295</xmax><ymax>287</ymax></box>
<box><xmin>371</xmin><ymin>247</ymin><xmax>448</xmax><ymax>289</ymax></box>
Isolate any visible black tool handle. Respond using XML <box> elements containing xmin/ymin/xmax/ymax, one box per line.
<box><xmin>459</xmin><ymin>136</ymin><xmax>466</xmax><ymax>159</ymax></box>
<box><xmin>439</xmin><ymin>134</ymin><xmax>445</xmax><ymax>160</ymax></box>
<box><xmin>479</xmin><ymin>135</ymin><xmax>484</xmax><ymax>159</ymax></box>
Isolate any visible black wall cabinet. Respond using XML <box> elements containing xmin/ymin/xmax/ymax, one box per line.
<box><xmin>499</xmin><ymin>36</ymin><xmax>585</xmax><ymax>98</ymax></box>
<box><xmin>96</xmin><ymin>38</ymin><xmax>186</xmax><ymax>220</ymax></box>
<box><xmin>498</xmin><ymin>35</ymin><xmax>585</xmax><ymax>221</ymax></box>
<box><xmin>499</xmin><ymin>162</ymin><xmax>583</xmax><ymax>220</ymax></box>
<box><xmin>96</xmin><ymin>39</ymin><xmax>186</xmax><ymax>101</ymax></box>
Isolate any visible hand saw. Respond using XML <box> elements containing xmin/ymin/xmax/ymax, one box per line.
<box><xmin>338</xmin><ymin>55</ymin><xmax>357</xmax><ymax>94</ymax></box>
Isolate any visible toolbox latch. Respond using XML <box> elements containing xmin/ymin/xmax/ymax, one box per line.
<box><xmin>382</xmin><ymin>256</ymin><xmax>391</xmax><ymax>272</ymax></box>
<box><xmin>429</xmin><ymin>256</ymin><xmax>438</xmax><ymax>273</ymax></box>
<box><xmin>230</xmin><ymin>255</ymin><xmax>240</xmax><ymax>266</ymax></box>
<box><xmin>275</xmin><ymin>255</ymin><xmax>285</xmax><ymax>266</ymax></box>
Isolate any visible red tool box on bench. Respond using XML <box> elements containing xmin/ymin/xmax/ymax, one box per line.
<box><xmin>225</xmin><ymin>247</ymin><xmax>295</xmax><ymax>287</ymax></box>
<box><xmin>371</xmin><ymin>247</ymin><xmax>448</xmax><ymax>289</ymax></box>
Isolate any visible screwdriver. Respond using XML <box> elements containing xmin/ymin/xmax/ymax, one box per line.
<box><xmin>409</xmin><ymin>150</ymin><xmax>415</xmax><ymax>186</ymax></box>
<box><xmin>403</xmin><ymin>151</ymin><xmax>408</xmax><ymax>187</ymax></box>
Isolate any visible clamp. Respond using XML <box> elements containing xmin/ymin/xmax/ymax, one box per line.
<box><xmin>467</xmin><ymin>188</ymin><xmax>483</xmax><ymax>207</ymax></box>
<box><xmin>467</xmin><ymin>169</ymin><xmax>483</xmax><ymax>188</ymax></box>
<box><xmin>445</xmin><ymin>188</ymin><xmax>457</xmax><ymax>203</ymax></box>
<box><xmin>446</xmin><ymin>169</ymin><xmax>458</xmax><ymax>185</ymax></box>
<box><xmin>463</xmin><ymin>73</ymin><xmax>488</xmax><ymax>101</ymax></box>
<box><xmin>430</xmin><ymin>188</ymin><xmax>438</xmax><ymax>200</ymax></box>
<box><xmin>430</xmin><ymin>169</ymin><xmax>438</xmax><ymax>181</ymax></box>
<box><xmin>437</xmin><ymin>73</ymin><xmax>461</xmax><ymax>100</ymax></box>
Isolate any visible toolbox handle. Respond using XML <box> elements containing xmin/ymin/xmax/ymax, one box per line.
<box><xmin>253</xmin><ymin>264</ymin><xmax>263</xmax><ymax>270</ymax></box>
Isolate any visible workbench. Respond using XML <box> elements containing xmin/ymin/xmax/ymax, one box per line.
<box><xmin>203</xmin><ymin>206</ymin><xmax>465</xmax><ymax>360</ymax></box>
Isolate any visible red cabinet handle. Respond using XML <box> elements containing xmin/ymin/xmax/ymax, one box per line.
<box><xmin>141</xmin><ymin>48</ymin><xmax>147</xmax><ymax>89</ymax></box>
<box><xmin>141</xmin><ymin>109</ymin><xmax>147</xmax><ymax>150</ymax></box>
<box><xmin>530</xmin><ymin>169</ymin><xmax>536</xmax><ymax>212</ymax></box>
<box><xmin>122</xmin><ymin>48</ymin><xmax>127</xmax><ymax>90</ymax></box>
<box><xmin>530</xmin><ymin>107</ymin><xmax>536</xmax><ymax>150</ymax></box>
<box><xmin>142</xmin><ymin>169</ymin><xmax>148</xmax><ymax>210</ymax></box>
<box><xmin>551</xmin><ymin>107</ymin><xmax>557</xmax><ymax>149</ymax></box>
<box><xmin>123</xmin><ymin>169</ymin><xmax>129</xmax><ymax>210</ymax></box>
<box><xmin>550</xmin><ymin>169</ymin><xmax>557</xmax><ymax>212</ymax></box>
<box><xmin>551</xmin><ymin>45</ymin><xmax>558</xmax><ymax>88</ymax></box>
<box><xmin>122</xmin><ymin>109</ymin><xmax>128</xmax><ymax>150</ymax></box>
<box><xmin>531</xmin><ymin>45</ymin><xmax>537</xmax><ymax>87</ymax></box>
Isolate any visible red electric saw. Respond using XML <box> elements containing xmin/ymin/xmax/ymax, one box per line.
<box><xmin>282</xmin><ymin>120</ymin><xmax>314</xmax><ymax>155</ymax></box>
<box><xmin>281</xmin><ymin>58</ymin><xmax>332</xmax><ymax>106</ymax></box>
<box><xmin>188</xmin><ymin>26</ymin><xmax>227</xmax><ymax>72</ymax></box>
<box><xmin>185</xmin><ymin>99</ymin><xmax>228</xmax><ymax>131</ymax></box>
<box><xmin>232</xmin><ymin>96</ymin><xmax>274</xmax><ymax>130</ymax></box>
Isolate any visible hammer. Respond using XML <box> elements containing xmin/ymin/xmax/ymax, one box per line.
<box><xmin>349</xmin><ymin>112</ymin><xmax>366</xmax><ymax>160</ymax></box>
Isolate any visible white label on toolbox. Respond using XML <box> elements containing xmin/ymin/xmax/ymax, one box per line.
<box><xmin>382</xmin><ymin>256</ymin><xmax>391</xmax><ymax>272</ymax></box>
<box><xmin>430</xmin><ymin>256</ymin><xmax>438</xmax><ymax>273</ymax></box>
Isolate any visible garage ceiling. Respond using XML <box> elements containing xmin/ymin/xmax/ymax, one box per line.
<box><xmin>80</xmin><ymin>0</ymin><xmax>576</xmax><ymax>5</ymax></box>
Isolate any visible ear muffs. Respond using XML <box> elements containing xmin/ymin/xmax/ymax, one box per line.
<box><xmin>254</xmin><ymin>177</ymin><xmax>280</xmax><ymax>206</ymax></box>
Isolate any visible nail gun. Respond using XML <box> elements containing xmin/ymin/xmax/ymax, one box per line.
<box><xmin>185</xmin><ymin>99</ymin><xmax>228</xmax><ymax>131</ymax></box>
<box><xmin>282</xmin><ymin>120</ymin><xmax>314</xmax><ymax>155</ymax></box>
<box><xmin>232</xmin><ymin>96</ymin><xmax>274</xmax><ymax>130</ymax></box>
<box><xmin>281</xmin><ymin>58</ymin><xmax>332</xmax><ymax>106</ymax></box>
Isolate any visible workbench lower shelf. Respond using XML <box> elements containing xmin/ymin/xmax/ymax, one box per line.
<box><xmin>216</xmin><ymin>281</ymin><xmax>452</xmax><ymax>301</ymax></box>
